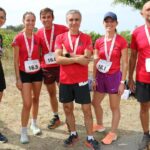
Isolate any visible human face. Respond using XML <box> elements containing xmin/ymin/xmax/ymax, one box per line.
<box><xmin>40</xmin><ymin>12</ymin><xmax>54</xmax><ymax>29</ymax></box>
<box><xmin>141</xmin><ymin>2</ymin><xmax>150</xmax><ymax>23</ymax></box>
<box><xmin>66</xmin><ymin>13</ymin><xmax>81</xmax><ymax>33</ymax></box>
<box><xmin>103</xmin><ymin>17</ymin><xmax>118</xmax><ymax>33</ymax></box>
<box><xmin>23</xmin><ymin>14</ymin><xmax>35</xmax><ymax>31</ymax></box>
<box><xmin>0</xmin><ymin>11</ymin><xmax>6</xmax><ymax>27</ymax></box>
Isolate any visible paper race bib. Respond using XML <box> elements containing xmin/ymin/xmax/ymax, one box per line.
<box><xmin>145</xmin><ymin>58</ymin><xmax>150</xmax><ymax>72</ymax></box>
<box><xmin>96</xmin><ymin>59</ymin><xmax>112</xmax><ymax>73</ymax></box>
<box><xmin>24</xmin><ymin>59</ymin><xmax>40</xmax><ymax>73</ymax></box>
<box><xmin>44</xmin><ymin>52</ymin><xmax>56</xmax><ymax>65</ymax></box>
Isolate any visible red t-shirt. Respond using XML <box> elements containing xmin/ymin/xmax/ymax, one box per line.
<box><xmin>37</xmin><ymin>24</ymin><xmax>68</xmax><ymax>68</ymax></box>
<box><xmin>12</xmin><ymin>32</ymin><xmax>40</xmax><ymax>73</ymax></box>
<box><xmin>55</xmin><ymin>32</ymin><xmax>93</xmax><ymax>84</ymax></box>
<box><xmin>130</xmin><ymin>25</ymin><xmax>150</xmax><ymax>83</ymax></box>
<box><xmin>95</xmin><ymin>34</ymin><xmax>128</xmax><ymax>74</ymax></box>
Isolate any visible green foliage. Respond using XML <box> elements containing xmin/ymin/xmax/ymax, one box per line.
<box><xmin>0</xmin><ymin>28</ymin><xmax>17</xmax><ymax>59</ymax></box>
<box><xmin>6</xmin><ymin>24</ymin><xmax>24</xmax><ymax>32</ymax></box>
<box><xmin>119</xmin><ymin>30</ymin><xmax>131</xmax><ymax>43</ymax></box>
<box><xmin>88</xmin><ymin>31</ymin><xmax>102</xmax><ymax>45</ymax></box>
<box><xmin>113</xmin><ymin>0</ymin><xmax>149</xmax><ymax>10</ymax></box>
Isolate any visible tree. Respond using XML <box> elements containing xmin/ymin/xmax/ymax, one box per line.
<box><xmin>113</xmin><ymin>0</ymin><xmax>149</xmax><ymax>10</ymax></box>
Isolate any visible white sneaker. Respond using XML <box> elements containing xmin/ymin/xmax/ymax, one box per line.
<box><xmin>30</xmin><ymin>125</ymin><xmax>41</xmax><ymax>135</ymax></box>
<box><xmin>20</xmin><ymin>133</ymin><xmax>29</xmax><ymax>144</ymax></box>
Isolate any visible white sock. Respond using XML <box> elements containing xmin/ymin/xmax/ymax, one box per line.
<box><xmin>53</xmin><ymin>112</ymin><xmax>58</xmax><ymax>116</ymax></box>
<box><xmin>31</xmin><ymin>119</ymin><xmax>36</xmax><ymax>126</ymax></box>
<box><xmin>21</xmin><ymin>127</ymin><xmax>27</xmax><ymax>135</ymax></box>
<box><xmin>87</xmin><ymin>135</ymin><xmax>94</xmax><ymax>140</ymax></box>
<box><xmin>71</xmin><ymin>131</ymin><xmax>77</xmax><ymax>136</ymax></box>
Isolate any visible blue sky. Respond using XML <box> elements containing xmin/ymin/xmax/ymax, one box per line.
<box><xmin>0</xmin><ymin>0</ymin><xmax>145</xmax><ymax>34</ymax></box>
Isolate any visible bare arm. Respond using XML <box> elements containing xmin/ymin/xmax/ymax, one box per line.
<box><xmin>128</xmin><ymin>49</ymin><xmax>137</xmax><ymax>92</ymax></box>
<box><xmin>55</xmin><ymin>49</ymin><xmax>76</xmax><ymax>65</ymax></box>
<box><xmin>92</xmin><ymin>49</ymin><xmax>99</xmax><ymax>90</ymax></box>
<box><xmin>55</xmin><ymin>46</ymin><xmax>91</xmax><ymax>66</ymax></box>
<box><xmin>118</xmin><ymin>48</ymin><xmax>128</xmax><ymax>95</ymax></box>
<box><xmin>121</xmin><ymin>48</ymin><xmax>128</xmax><ymax>81</ymax></box>
<box><xmin>13</xmin><ymin>46</ymin><xmax>22</xmax><ymax>90</ymax></box>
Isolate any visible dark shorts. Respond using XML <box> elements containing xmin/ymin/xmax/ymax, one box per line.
<box><xmin>0</xmin><ymin>61</ymin><xmax>6</xmax><ymax>92</ymax></box>
<box><xmin>59</xmin><ymin>82</ymin><xmax>91</xmax><ymax>104</ymax></box>
<box><xmin>20</xmin><ymin>70</ymin><xmax>43</xmax><ymax>83</ymax></box>
<box><xmin>135</xmin><ymin>81</ymin><xmax>150</xmax><ymax>103</ymax></box>
<box><xmin>42</xmin><ymin>66</ymin><xmax>60</xmax><ymax>84</ymax></box>
<box><xmin>96</xmin><ymin>71</ymin><xmax>122</xmax><ymax>94</ymax></box>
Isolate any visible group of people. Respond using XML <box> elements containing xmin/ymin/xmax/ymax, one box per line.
<box><xmin>0</xmin><ymin>1</ymin><xmax>150</xmax><ymax>150</ymax></box>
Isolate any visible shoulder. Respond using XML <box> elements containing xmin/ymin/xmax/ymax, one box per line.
<box><xmin>116</xmin><ymin>34</ymin><xmax>127</xmax><ymax>42</ymax></box>
<box><xmin>54</xmin><ymin>24</ymin><xmax>68</xmax><ymax>31</ymax></box>
<box><xmin>36</xmin><ymin>28</ymin><xmax>43</xmax><ymax>35</ymax></box>
<box><xmin>131</xmin><ymin>25</ymin><xmax>144</xmax><ymax>35</ymax></box>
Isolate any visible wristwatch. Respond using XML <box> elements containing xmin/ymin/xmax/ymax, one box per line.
<box><xmin>64</xmin><ymin>53</ymin><xmax>71</xmax><ymax>58</ymax></box>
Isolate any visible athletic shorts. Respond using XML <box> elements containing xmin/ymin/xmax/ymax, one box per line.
<box><xmin>20</xmin><ymin>70</ymin><xmax>43</xmax><ymax>83</ymax></box>
<box><xmin>0</xmin><ymin>61</ymin><xmax>6</xmax><ymax>92</ymax></box>
<box><xmin>59</xmin><ymin>82</ymin><xmax>91</xmax><ymax>104</ymax></box>
<box><xmin>42</xmin><ymin>66</ymin><xmax>60</xmax><ymax>84</ymax></box>
<box><xmin>96</xmin><ymin>70</ymin><xmax>122</xmax><ymax>94</ymax></box>
<box><xmin>136</xmin><ymin>81</ymin><xmax>150</xmax><ymax>103</ymax></box>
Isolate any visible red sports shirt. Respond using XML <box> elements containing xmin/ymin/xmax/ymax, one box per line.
<box><xmin>37</xmin><ymin>24</ymin><xmax>68</xmax><ymax>68</ymax></box>
<box><xmin>95</xmin><ymin>34</ymin><xmax>128</xmax><ymax>74</ymax></box>
<box><xmin>55</xmin><ymin>32</ymin><xmax>93</xmax><ymax>84</ymax></box>
<box><xmin>12</xmin><ymin>32</ymin><xmax>40</xmax><ymax>73</ymax></box>
<box><xmin>131</xmin><ymin>25</ymin><xmax>150</xmax><ymax>83</ymax></box>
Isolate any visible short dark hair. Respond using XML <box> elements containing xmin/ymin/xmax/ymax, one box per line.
<box><xmin>0</xmin><ymin>7</ymin><xmax>6</xmax><ymax>18</ymax></box>
<box><xmin>40</xmin><ymin>7</ymin><xmax>54</xmax><ymax>18</ymax></box>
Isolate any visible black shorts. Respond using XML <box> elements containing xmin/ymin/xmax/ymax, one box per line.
<box><xmin>42</xmin><ymin>66</ymin><xmax>60</xmax><ymax>84</ymax></box>
<box><xmin>59</xmin><ymin>82</ymin><xmax>91</xmax><ymax>104</ymax></box>
<box><xmin>136</xmin><ymin>81</ymin><xmax>150</xmax><ymax>103</ymax></box>
<box><xmin>20</xmin><ymin>70</ymin><xmax>43</xmax><ymax>83</ymax></box>
<box><xmin>0</xmin><ymin>61</ymin><xmax>6</xmax><ymax>92</ymax></box>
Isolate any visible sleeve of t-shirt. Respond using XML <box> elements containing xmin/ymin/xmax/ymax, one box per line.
<box><xmin>130</xmin><ymin>32</ymin><xmax>137</xmax><ymax>50</ymax></box>
<box><xmin>54</xmin><ymin>34</ymin><xmax>63</xmax><ymax>51</ymax></box>
<box><xmin>120</xmin><ymin>37</ymin><xmax>128</xmax><ymax>50</ymax></box>
<box><xmin>12</xmin><ymin>34</ymin><xmax>21</xmax><ymax>47</ymax></box>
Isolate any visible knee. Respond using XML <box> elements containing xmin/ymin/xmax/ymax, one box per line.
<box><xmin>140</xmin><ymin>104</ymin><xmax>149</xmax><ymax>114</ymax></box>
<box><xmin>32</xmin><ymin>97</ymin><xmax>39</xmax><ymax>104</ymax></box>
<box><xmin>92</xmin><ymin>99</ymin><xmax>99</xmax><ymax>108</ymax></box>
<box><xmin>23</xmin><ymin>102</ymin><xmax>31</xmax><ymax>111</ymax></box>
<box><xmin>64</xmin><ymin>105</ymin><xmax>73</xmax><ymax>115</ymax></box>
<box><xmin>110</xmin><ymin>106</ymin><xmax>120</xmax><ymax>112</ymax></box>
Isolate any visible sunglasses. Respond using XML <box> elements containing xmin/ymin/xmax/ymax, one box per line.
<box><xmin>69</xmin><ymin>18</ymin><xmax>80</xmax><ymax>22</ymax></box>
<box><xmin>0</xmin><ymin>16</ymin><xmax>5</xmax><ymax>20</ymax></box>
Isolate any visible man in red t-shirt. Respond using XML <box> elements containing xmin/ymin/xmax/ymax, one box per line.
<box><xmin>37</xmin><ymin>8</ymin><xmax>68</xmax><ymax>129</ymax></box>
<box><xmin>55</xmin><ymin>10</ymin><xmax>100</xmax><ymax>150</ymax></box>
<box><xmin>129</xmin><ymin>1</ymin><xmax>150</xmax><ymax>149</ymax></box>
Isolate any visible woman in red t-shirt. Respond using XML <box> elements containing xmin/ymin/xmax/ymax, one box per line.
<box><xmin>12</xmin><ymin>12</ymin><xmax>42</xmax><ymax>144</ymax></box>
<box><xmin>92</xmin><ymin>12</ymin><xmax>128</xmax><ymax>145</ymax></box>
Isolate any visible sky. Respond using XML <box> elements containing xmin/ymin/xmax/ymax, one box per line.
<box><xmin>0</xmin><ymin>0</ymin><xmax>145</xmax><ymax>34</ymax></box>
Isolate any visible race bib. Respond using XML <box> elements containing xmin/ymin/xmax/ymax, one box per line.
<box><xmin>44</xmin><ymin>52</ymin><xmax>56</xmax><ymax>65</ymax></box>
<box><xmin>145</xmin><ymin>58</ymin><xmax>150</xmax><ymax>72</ymax></box>
<box><xmin>96</xmin><ymin>59</ymin><xmax>112</xmax><ymax>73</ymax></box>
<box><xmin>24</xmin><ymin>59</ymin><xmax>40</xmax><ymax>73</ymax></box>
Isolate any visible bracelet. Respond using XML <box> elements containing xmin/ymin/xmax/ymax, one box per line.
<box><xmin>120</xmin><ymin>80</ymin><xmax>125</xmax><ymax>84</ymax></box>
<box><xmin>93</xmin><ymin>79</ymin><xmax>96</xmax><ymax>82</ymax></box>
